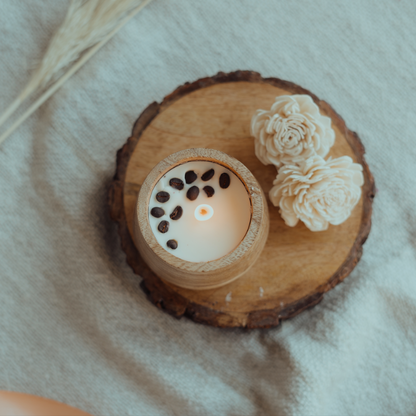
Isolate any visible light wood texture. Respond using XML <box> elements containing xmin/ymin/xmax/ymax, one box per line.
<box><xmin>133</xmin><ymin>148</ymin><xmax>269</xmax><ymax>290</ymax></box>
<box><xmin>108</xmin><ymin>71</ymin><xmax>375</xmax><ymax>328</ymax></box>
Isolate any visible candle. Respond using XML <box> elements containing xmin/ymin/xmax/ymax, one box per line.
<box><xmin>148</xmin><ymin>161</ymin><xmax>251</xmax><ymax>262</ymax></box>
<box><xmin>134</xmin><ymin>148</ymin><xmax>269</xmax><ymax>290</ymax></box>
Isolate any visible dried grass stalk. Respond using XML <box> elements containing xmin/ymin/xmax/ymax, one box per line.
<box><xmin>0</xmin><ymin>0</ymin><xmax>153</xmax><ymax>145</ymax></box>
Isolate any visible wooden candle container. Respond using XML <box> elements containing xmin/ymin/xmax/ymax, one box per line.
<box><xmin>133</xmin><ymin>148</ymin><xmax>270</xmax><ymax>290</ymax></box>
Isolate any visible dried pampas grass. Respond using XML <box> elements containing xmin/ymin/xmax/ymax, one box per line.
<box><xmin>0</xmin><ymin>0</ymin><xmax>153</xmax><ymax>145</ymax></box>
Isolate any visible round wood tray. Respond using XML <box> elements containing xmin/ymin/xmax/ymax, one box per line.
<box><xmin>108</xmin><ymin>71</ymin><xmax>375</xmax><ymax>329</ymax></box>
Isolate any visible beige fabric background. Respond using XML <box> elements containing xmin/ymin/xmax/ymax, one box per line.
<box><xmin>1</xmin><ymin>1</ymin><xmax>416</xmax><ymax>415</ymax></box>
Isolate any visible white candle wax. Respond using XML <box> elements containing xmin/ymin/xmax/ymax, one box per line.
<box><xmin>148</xmin><ymin>161</ymin><xmax>251</xmax><ymax>262</ymax></box>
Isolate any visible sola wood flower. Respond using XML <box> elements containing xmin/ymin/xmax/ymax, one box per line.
<box><xmin>251</xmin><ymin>95</ymin><xmax>335</xmax><ymax>168</ymax></box>
<box><xmin>269</xmin><ymin>156</ymin><xmax>364</xmax><ymax>231</ymax></box>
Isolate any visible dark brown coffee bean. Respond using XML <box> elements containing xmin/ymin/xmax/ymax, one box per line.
<box><xmin>186</xmin><ymin>186</ymin><xmax>199</xmax><ymax>201</ymax></box>
<box><xmin>167</xmin><ymin>239</ymin><xmax>178</xmax><ymax>250</ymax></box>
<box><xmin>150</xmin><ymin>207</ymin><xmax>165</xmax><ymax>218</ymax></box>
<box><xmin>170</xmin><ymin>206</ymin><xmax>183</xmax><ymax>220</ymax></box>
<box><xmin>201</xmin><ymin>169</ymin><xmax>215</xmax><ymax>181</ymax></box>
<box><xmin>157</xmin><ymin>220</ymin><xmax>169</xmax><ymax>233</ymax></box>
<box><xmin>169</xmin><ymin>178</ymin><xmax>184</xmax><ymax>190</ymax></box>
<box><xmin>203</xmin><ymin>186</ymin><xmax>215</xmax><ymax>198</ymax></box>
<box><xmin>185</xmin><ymin>170</ymin><xmax>197</xmax><ymax>184</ymax></box>
<box><xmin>219</xmin><ymin>173</ymin><xmax>231</xmax><ymax>189</ymax></box>
<box><xmin>156</xmin><ymin>191</ymin><xmax>170</xmax><ymax>203</ymax></box>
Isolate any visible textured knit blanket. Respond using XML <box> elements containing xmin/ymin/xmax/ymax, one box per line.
<box><xmin>1</xmin><ymin>1</ymin><xmax>415</xmax><ymax>415</ymax></box>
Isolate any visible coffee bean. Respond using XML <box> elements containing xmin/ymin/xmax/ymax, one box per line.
<box><xmin>186</xmin><ymin>186</ymin><xmax>199</xmax><ymax>201</ymax></box>
<box><xmin>201</xmin><ymin>169</ymin><xmax>215</xmax><ymax>181</ymax></box>
<box><xmin>167</xmin><ymin>239</ymin><xmax>178</xmax><ymax>250</ymax></box>
<box><xmin>169</xmin><ymin>178</ymin><xmax>184</xmax><ymax>190</ymax></box>
<box><xmin>170</xmin><ymin>206</ymin><xmax>183</xmax><ymax>220</ymax></box>
<box><xmin>219</xmin><ymin>173</ymin><xmax>230</xmax><ymax>189</ymax></box>
<box><xmin>185</xmin><ymin>170</ymin><xmax>197</xmax><ymax>184</ymax></box>
<box><xmin>203</xmin><ymin>186</ymin><xmax>215</xmax><ymax>198</ymax></box>
<box><xmin>156</xmin><ymin>191</ymin><xmax>170</xmax><ymax>203</ymax></box>
<box><xmin>158</xmin><ymin>220</ymin><xmax>169</xmax><ymax>233</ymax></box>
<box><xmin>150</xmin><ymin>207</ymin><xmax>165</xmax><ymax>218</ymax></box>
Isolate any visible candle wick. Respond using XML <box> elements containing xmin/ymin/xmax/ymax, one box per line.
<box><xmin>195</xmin><ymin>204</ymin><xmax>214</xmax><ymax>221</ymax></box>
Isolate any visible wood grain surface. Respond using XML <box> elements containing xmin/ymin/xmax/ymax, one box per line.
<box><xmin>108</xmin><ymin>71</ymin><xmax>375</xmax><ymax>329</ymax></box>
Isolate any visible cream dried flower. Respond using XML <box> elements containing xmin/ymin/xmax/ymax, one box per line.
<box><xmin>251</xmin><ymin>95</ymin><xmax>335</xmax><ymax>168</ymax></box>
<box><xmin>269</xmin><ymin>156</ymin><xmax>364</xmax><ymax>231</ymax></box>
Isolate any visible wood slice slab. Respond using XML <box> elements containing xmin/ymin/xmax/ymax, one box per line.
<box><xmin>108</xmin><ymin>71</ymin><xmax>375</xmax><ymax>329</ymax></box>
